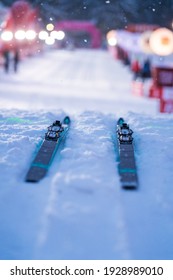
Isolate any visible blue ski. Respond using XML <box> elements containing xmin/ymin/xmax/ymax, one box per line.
<box><xmin>25</xmin><ymin>116</ymin><xmax>70</xmax><ymax>182</ymax></box>
<box><xmin>116</xmin><ymin>118</ymin><xmax>138</xmax><ymax>189</ymax></box>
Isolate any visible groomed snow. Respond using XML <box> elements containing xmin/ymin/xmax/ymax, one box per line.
<box><xmin>0</xmin><ymin>49</ymin><xmax>173</xmax><ymax>260</ymax></box>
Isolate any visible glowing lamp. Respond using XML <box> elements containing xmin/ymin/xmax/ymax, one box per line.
<box><xmin>25</xmin><ymin>30</ymin><xmax>36</xmax><ymax>40</ymax></box>
<box><xmin>149</xmin><ymin>28</ymin><xmax>173</xmax><ymax>56</ymax></box>
<box><xmin>106</xmin><ymin>30</ymin><xmax>117</xmax><ymax>46</ymax></box>
<box><xmin>108</xmin><ymin>37</ymin><xmax>117</xmax><ymax>46</ymax></box>
<box><xmin>1</xmin><ymin>31</ymin><xmax>13</xmax><ymax>41</ymax></box>
<box><xmin>50</xmin><ymin>30</ymin><xmax>65</xmax><ymax>40</ymax></box>
<box><xmin>38</xmin><ymin>30</ymin><xmax>48</xmax><ymax>40</ymax></box>
<box><xmin>15</xmin><ymin>30</ymin><xmax>26</xmax><ymax>40</ymax></box>
<box><xmin>107</xmin><ymin>30</ymin><xmax>116</xmax><ymax>40</ymax></box>
<box><xmin>46</xmin><ymin>23</ymin><xmax>54</xmax><ymax>31</ymax></box>
<box><xmin>45</xmin><ymin>36</ymin><xmax>55</xmax><ymax>45</ymax></box>
<box><xmin>139</xmin><ymin>31</ymin><xmax>153</xmax><ymax>53</ymax></box>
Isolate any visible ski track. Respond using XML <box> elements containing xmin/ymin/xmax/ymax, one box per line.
<box><xmin>34</xmin><ymin>112</ymin><xmax>131</xmax><ymax>259</ymax></box>
<box><xmin>0</xmin><ymin>49</ymin><xmax>157</xmax><ymax>114</ymax></box>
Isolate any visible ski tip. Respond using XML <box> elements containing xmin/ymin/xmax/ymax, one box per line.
<box><xmin>63</xmin><ymin>116</ymin><xmax>71</xmax><ymax>125</ymax></box>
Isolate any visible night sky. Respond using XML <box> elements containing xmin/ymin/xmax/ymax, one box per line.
<box><xmin>1</xmin><ymin>0</ymin><xmax>173</xmax><ymax>33</ymax></box>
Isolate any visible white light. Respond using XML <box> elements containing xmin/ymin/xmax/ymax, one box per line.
<box><xmin>149</xmin><ymin>28</ymin><xmax>173</xmax><ymax>56</ymax></box>
<box><xmin>1</xmin><ymin>31</ymin><xmax>13</xmax><ymax>41</ymax></box>
<box><xmin>106</xmin><ymin>30</ymin><xmax>117</xmax><ymax>46</ymax></box>
<box><xmin>46</xmin><ymin>23</ymin><xmax>54</xmax><ymax>31</ymax></box>
<box><xmin>50</xmin><ymin>30</ymin><xmax>58</xmax><ymax>39</ymax></box>
<box><xmin>108</xmin><ymin>37</ymin><xmax>117</xmax><ymax>46</ymax></box>
<box><xmin>38</xmin><ymin>30</ymin><xmax>48</xmax><ymax>40</ymax></box>
<box><xmin>15</xmin><ymin>30</ymin><xmax>26</xmax><ymax>40</ymax></box>
<box><xmin>25</xmin><ymin>30</ymin><xmax>36</xmax><ymax>40</ymax></box>
<box><xmin>45</xmin><ymin>36</ymin><xmax>55</xmax><ymax>45</ymax></box>
<box><xmin>56</xmin><ymin>31</ymin><xmax>65</xmax><ymax>40</ymax></box>
<box><xmin>139</xmin><ymin>31</ymin><xmax>153</xmax><ymax>54</ymax></box>
<box><xmin>50</xmin><ymin>30</ymin><xmax>65</xmax><ymax>40</ymax></box>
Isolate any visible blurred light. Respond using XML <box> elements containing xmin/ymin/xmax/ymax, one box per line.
<box><xmin>108</xmin><ymin>37</ymin><xmax>117</xmax><ymax>46</ymax></box>
<box><xmin>50</xmin><ymin>30</ymin><xmax>58</xmax><ymax>39</ymax></box>
<box><xmin>107</xmin><ymin>30</ymin><xmax>116</xmax><ymax>40</ymax></box>
<box><xmin>50</xmin><ymin>30</ymin><xmax>65</xmax><ymax>40</ymax></box>
<box><xmin>1</xmin><ymin>31</ymin><xmax>13</xmax><ymax>41</ymax></box>
<box><xmin>25</xmin><ymin>30</ymin><xmax>36</xmax><ymax>40</ymax></box>
<box><xmin>56</xmin><ymin>31</ymin><xmax>65</xmax><ymax>40</ymax></box>
<box><xmin>15</xmin><ymin>30</ymin><xmax>26</xmax><ymax>40</ymax></box>
<box><xmin>38</xmin><ymin>30</ymin><xmax>48</xmax><ymax>40</ymax></box>
<box><xmin>45</xmin><ymin>36</ymin><xmax>55</xmax><ymax>45</ymax></box>
<box><xmin>46</xmin><ymin>23</ymin><xmax>54</xmax><ymax>31</ymax></box>
<box><xmin>149</xmin><ymin>28</ymin><xmax>173</xmax><ymax>56</ymax></box>
<box><xmin>106</xmin><ymin>30</ymin><xmax>117</xmax><ymax>46</ymax></box>
<box><xmin>139</xmin><ymin>31</ymin><xmax>153</xmax><ymax>53</ymax></box>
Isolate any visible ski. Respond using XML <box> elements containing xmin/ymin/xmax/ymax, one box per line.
<box><xmin>116</xmin><ymin>118</ymin><xmax>138</xmax><ymax>189</ymax></box>
<box><xmin>25</xmin><ymin>116</ymin><xmax>70</xmax><ymax>183</ymax></box>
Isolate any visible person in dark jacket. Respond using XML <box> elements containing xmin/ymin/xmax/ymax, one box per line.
<box><xmin>131</xmin><ymin>59</ymin><xmax>141</xmax><ymax>80</ymax></box>
<box><xmin>141</xmin><ymin>59</ymin><xmax>151</xmax><ymax>81</ymax></box>
<box><xmin>3</xmin><ymin>50</ymin><xmax>10</xmax><ymax>73</ymax></box>
<box><xmin>14</xmin><ymin>50</ymin><xmax>19</xmax><ymax>72</ymax></box>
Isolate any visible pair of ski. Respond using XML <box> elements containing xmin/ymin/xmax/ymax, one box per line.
<box><xmin>25</xmin><ymin>116</ymin><xmax>138</xmax><ymax>190</ymax></box>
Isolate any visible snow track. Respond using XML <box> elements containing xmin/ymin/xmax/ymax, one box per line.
<box><xmin>0</xmin><ymin>49</ymin><xmax>157</xmax><ymax>114</ymax></box>
<box><xmin>0</xmin><ymin>50</ymin><xmax>173</xmax><ymax>259</ymax></box>
<box><xmin>0</xmin><ymin>110</ymin><xmax>173</xmax><ymax>259</ymax></box>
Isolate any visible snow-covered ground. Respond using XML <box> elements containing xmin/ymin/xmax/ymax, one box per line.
<box><xmin>0</xmin><ymin>49</ymin><xmax>173</xmax><ymax>260</ymax></box>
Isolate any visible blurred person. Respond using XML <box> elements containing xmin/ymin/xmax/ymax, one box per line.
<box><xmin>3</xmin><ymin>50</ymin><xmax>10</xmax><ymax>73</ymax></box>
<box><xmin>13</xmin><ymin>50</ymin><xmax>19</xmax><ymax>72</ymax></box>
<box><xmin>131</xmin><ymin>59</ymin><xmax>141</xmax><ymax>80</ymax></box>
<box><xmin>123</xmin><ymin>52</ymin><xmax>130</xmax><ymax>66</ymax></box>
<box><xmin>141</xmin><ymin>58</ymin><xmax>151</xmax><ymax>81</ymax></box>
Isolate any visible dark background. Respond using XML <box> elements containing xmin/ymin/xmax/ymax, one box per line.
<box><xmin>1</xmin><ymin>0</ymin><xmax>173</xmax><ymax>33</ymax></box>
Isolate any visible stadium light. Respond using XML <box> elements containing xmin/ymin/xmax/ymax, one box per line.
<box><xmin>149</xmin><ymin>28</ymin><xmax>173</xmax><ymax>56</ymax></box>
<box><xmin>1</xmin><ymin>31</ymin><xmax>13</xmax><ymax>41</ymax></box>
<box><xmin>15</xmin><ymin>30</ymin><xmax>26</xmax><ymax>40</ymax></box>
<box><xmin>38</xmin><ymin>30</ymin><xmax>49</xmax><ymax>40</ymax></box>
<box><xmin>25</xmin><ymin>30</ymin><xmax>36</xmax><ymax>40</ymax></box>
<box><xmin>46</xmin><ymin>23</ymin><xmax>54</xmax><ymax>31</ymax></box>
<box><xmin>50</xmin><ymin>30</ymin><xmax>65</xmax><ymax>40</ymax></box>
<box><xmin>108</xmin><ymin>37</ymin><xmax>117</xmax><ymax>46</ymax></box>
<box><xmin>45</xmin><ymin>36</ymin><xmax>55</xmax><ymax>45</ymax></box>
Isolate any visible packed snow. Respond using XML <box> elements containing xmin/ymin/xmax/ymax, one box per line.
<box><xmin>0</xmin><ymin>49</ymin><xmax>173</xmax><ymax>260</ymax></box>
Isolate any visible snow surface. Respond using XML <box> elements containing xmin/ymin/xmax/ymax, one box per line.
<box><xmin>0</xmin><ymin>49</ymin><xmax>173</xmax><ymax>260</ymax></box>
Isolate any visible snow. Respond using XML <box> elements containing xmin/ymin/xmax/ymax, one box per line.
<box><xmin>0</xmin><ymin>49</ymin><xmax>173</xmax><ymax>260</ymax></box>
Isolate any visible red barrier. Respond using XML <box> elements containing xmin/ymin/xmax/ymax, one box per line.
<box><xmin>159</xmin><ymin>87</ymin><xmax>173</xmax><ymax>113</ymax></box>
<box><xmin>132</xmin><ymin>80</ymin><xmax>144</xmax><ymax>96</ymax></box>
<box><xmin>149</xmin><ymin>84</ymin><xmax>162</xmax><ymax>99</ymax></box>
<box><xmin>160</xmin><ymin>99</ymin><xmax>173</xmax><ymax>113</ymax></box>
<box><xmin>149</xmin><ymin>67</ymin><xmax>173</xmax><ymax>112</ymax></box>
<box><xmin>152</xmin><ymin>67</ymin><xmax>173</xmax><ymax>87</ymax></box>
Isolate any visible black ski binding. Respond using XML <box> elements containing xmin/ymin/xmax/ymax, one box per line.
<box><xmin>117</xmin><ymin>122</ymin><xmax>133</xmax><ymax>144</ymax></box>
<box><xmin>45</xmin><ymin>120</ymin><xmax>64</xmax><ymax>141</ymax></box>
